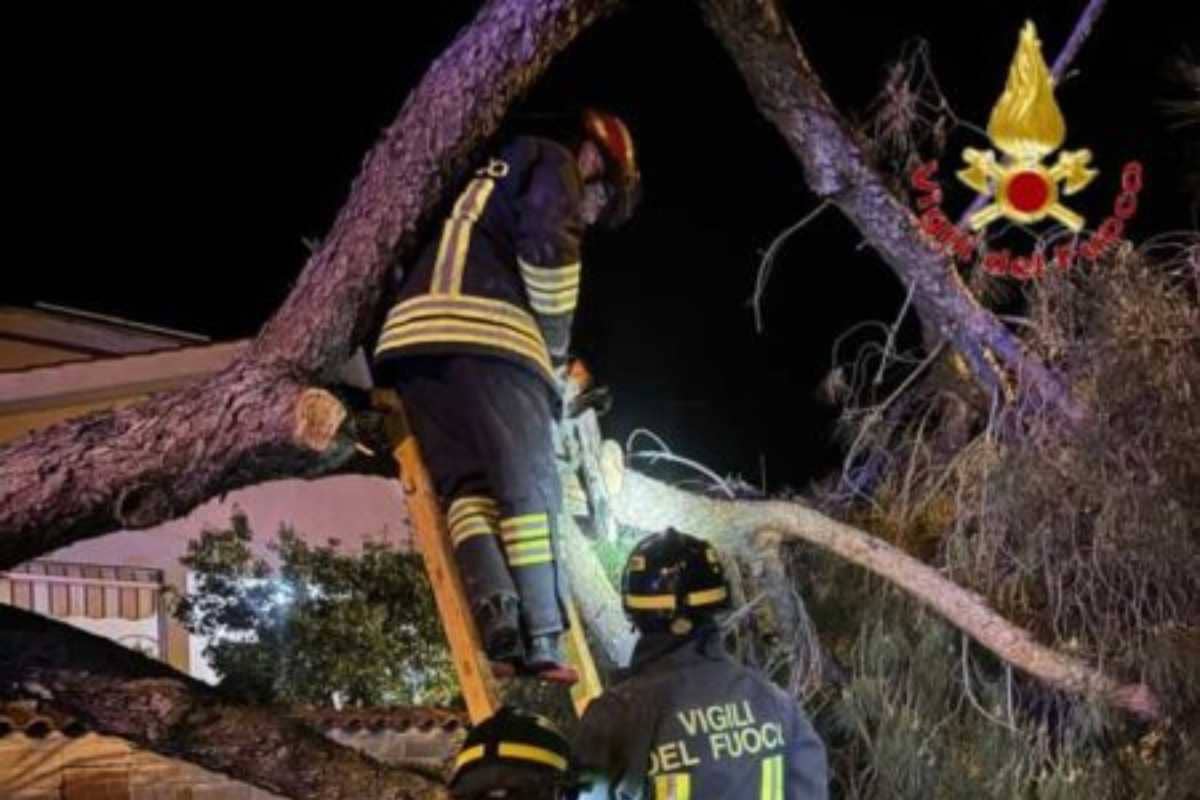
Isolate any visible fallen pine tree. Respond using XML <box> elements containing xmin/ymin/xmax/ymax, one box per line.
<box><xmin>2</xmin><ymin>0</ymin><xmax>1196</xmax><ymax>797</ymax></box>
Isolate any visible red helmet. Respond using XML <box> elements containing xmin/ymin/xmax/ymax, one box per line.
<box><xmin>581</xmin><ymin>108</ymin><xmax>641</xmax><ymax>228</ymax></box>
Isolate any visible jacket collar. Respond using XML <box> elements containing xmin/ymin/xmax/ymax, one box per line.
<box><xmin>627</xmin><ymin>625</ymin><xmax>727</xmax><ymax>676</ymax></box>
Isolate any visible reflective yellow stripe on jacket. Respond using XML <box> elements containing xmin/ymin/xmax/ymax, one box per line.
<box><xmin>432</xmin><ymin>175</ymin><xmax>498</xmax><ymax>295</ymax></box>
<box><xmin>760</xmin><ymin>754</ymin><xmax>783</xmax><ymax>800</ymax></box>
<box><xmin>519</xmin><ymin>258</ymin><xmax>581</xmax><ymax>315</ymax></box>
<box><xmin>653</xmin><ymin>773</ymin><xmax>691</xmax><ymax>800</ymax></box>
<box><xmin>376</xmin><ymin>294</ymin><xmax>555</xmax><ymax>384</ymax></box>
<box><xmin>373</xmin><ymin>160</ymin><xmax>558</xmax><ymax>386</ymax></box>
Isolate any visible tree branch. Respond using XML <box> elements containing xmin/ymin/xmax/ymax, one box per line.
<box><xmin>0</xmin><ymin>366</ymin><xmax>343</xmax><ymax>570</ymax></box>
<box><xmin>251</xmin><ymin>0</ymin><xmax>624</xmax><ymax>374</ymax></box>
<box><xmin>699</xmin><ymin>0</ymin><xmax>1082</xmax><ymax>422</ymax></box>
<box><xmin>1048</xmin><ymin>0</ymin><xmax>1108</xmax><ymax>82</ymax></box>
<box><xmin>612</xmin><ymin>468</ymin><xmax>1159</xmax><ymax>719</ymax></box>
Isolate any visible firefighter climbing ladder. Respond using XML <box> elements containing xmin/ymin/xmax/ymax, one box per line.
<box><xmin>378</xmin><ymin>390</ymin><xmax>602</xmax><ymax>724</ymax></box>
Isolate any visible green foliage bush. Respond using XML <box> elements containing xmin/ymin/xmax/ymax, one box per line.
<box><xmin>175</xmin><ymin>511</ymin><xmax>457</xmax><ymax>708</ymax></box>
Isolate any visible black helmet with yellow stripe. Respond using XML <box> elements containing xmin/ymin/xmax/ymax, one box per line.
<box><xmin>621</xmin><ymin>528</ymin><xmax>731</xmax><ymax>635</ymax></box>
<box><xmin>449</xmin><ymin>706</ymin><xmax>572</xmax><ymax>800</ymax></box>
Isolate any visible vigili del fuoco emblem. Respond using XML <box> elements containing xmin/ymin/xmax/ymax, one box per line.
<box><xmin>957</xmin><ymin>21</ymin><xmax>1097</xmax><ymax>233</ymax></box>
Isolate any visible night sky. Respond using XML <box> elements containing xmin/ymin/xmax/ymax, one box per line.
<box><xmin>8</xmin><ymin>2</ymin><xmax>1196</xmax><ymax>491</ymax></box>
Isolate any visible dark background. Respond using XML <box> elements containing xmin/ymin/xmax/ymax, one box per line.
<box><xmin>6</xmin><ymin>2</ymin><xmax>1196</xmax><ymax>491</ymax></box>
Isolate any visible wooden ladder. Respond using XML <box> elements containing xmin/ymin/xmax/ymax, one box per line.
<box><xmin>380</xmin><ymin>392</ymin><xmax>602</xmax><ymax>724</ymax></box>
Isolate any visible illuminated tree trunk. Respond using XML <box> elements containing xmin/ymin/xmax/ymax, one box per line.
<box><xmin>560</xmin><ymin>513</ymin><xmax>636</xmax><ymax>668</ymax></box>
<box><xmin>609</xmin><ymin>467</ymin><xmax>1159</xmax><ymax>719</ymax></box>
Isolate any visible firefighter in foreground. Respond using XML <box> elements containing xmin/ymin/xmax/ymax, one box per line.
<box><xmin>448</xmin><ymin>706</ymin><xmax>576</xmax><ymax>800</ymax></box>
<box><xmin>373</xmin><ymin>110</ymin><xmax>640</xmax><ymax>681</ymax></box>
<box><xmin>572</xmin><ymin>529</ymin><xmax>829</xmax><ymax>799</ymax></box>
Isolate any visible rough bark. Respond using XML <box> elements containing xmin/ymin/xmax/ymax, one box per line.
<box><xmin>611</xmin><ymin>468</ymin><xmax>1159</xmax><ymax>719</ymax></box>
<box><xmin>0</xmin><ymin>366</ymin><xmax>333</xmax><ymax>570</ymax></box>
<box><xmin>699</xmin><ymin>0</ymin><xmax>1082</xmax><ymax>423</ymax></box>
<box><xmin>0</xmin><ymin>605</ymin><xmax>448</xmax><ymax>800</ymax></box>
<box><xmin>0</xmin><ymin>0</ymin><xmax>623</xmax><ymax>569</ymax></box>
<box><xmin>251</xmin><ymin>0</ymin><xmax>623</xmax><ymax>374</ymax></box>
<box><xmin>561</xmin><ymin>514</ymin><xmax>636</xmax><ymax>669</ymax></box>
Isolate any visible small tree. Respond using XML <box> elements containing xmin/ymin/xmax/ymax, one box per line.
<box><xmin>175</xmin><ymin>511</ymin><xmax>456</xmax><ymax>708</ymax></box>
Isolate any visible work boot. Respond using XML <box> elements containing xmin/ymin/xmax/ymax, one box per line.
<box><xmin>476</xmin><ymin>594</ymin><xmax>524</xmax><ymax>665</ymax></box>
<box><xmin>523</xmin><ymin>633</ymin><xmax>579</xmax><ymax>685</ymax></box>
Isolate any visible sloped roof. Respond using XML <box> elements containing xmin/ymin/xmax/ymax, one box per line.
<box><xmin>0</xmin><ymin>304</ymin><xmax>372</xmax><ymax>417</ymax></box>
<box><xmin>295</xmin><ymin>706</ymin><xmax>466</xmax><ymax>735</ymax></box>
<box><xmin>0</xmin><ymin>304</ymin><xmax>209</xmax><ymax>366</ymax></box>
<box><xmin>0</xmin><ymin>338</ymin><xmax>247</xmax><ymax>414</ymax></box>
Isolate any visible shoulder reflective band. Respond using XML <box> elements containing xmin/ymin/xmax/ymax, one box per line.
<box><xmin>760</xmin><ymin>754</ymin><xmax>783</xmax><ymax>800</ymax></box>
<box><xmin>453</xmin><ymin>743</ymin><xmax>486</xmax><ymax>775</ymax></box>
<box><xmin>497</xmin><ymin>742</ymin><xmax>569</xmax><ymax>772</ymax></box>
<box><xmin>624</xmin><ymin>586</ymin><xmax>728</xmax><ymax>611</ymax></box>
<box><xmin>653</xmin><ymin>772</ymin><xmax>691</xmax><ymax>800</ymax></box>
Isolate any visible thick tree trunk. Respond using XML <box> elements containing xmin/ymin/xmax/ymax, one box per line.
<box><xmin>0</xmin><ymin>605</ymin><xmax>448</xmax><ymax>800</ymax></box>
<box><xmin>251</xmin><ymin>0</ymin><xmax>623</xmax><ymax>374</ymax></box>
<box><xmin>611</xmin><ymin>468</ymin><xmax>1159</xmax><ymax>719</ymax></box>
<box><xmin>0</xmin><ymin>367</ymin><xmax>339</xmax><ymax>570</ymax></box>
<box><xmin>0</xmin><ymin>0</ymin><xmax>622</xmax><ymax>569</ymax></box>
<box><xmin>699</xmin><ymin>0</ymin><xmax>1081</xmax><ymax>423</ymax></box>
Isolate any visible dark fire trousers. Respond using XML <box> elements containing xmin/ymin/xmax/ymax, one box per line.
<box><xmin>394</xmin><ymin>355</ymin><xmax>567</xmax><ymax>638</ymax></box>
